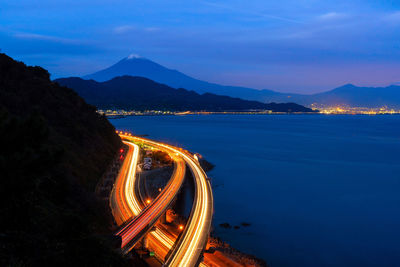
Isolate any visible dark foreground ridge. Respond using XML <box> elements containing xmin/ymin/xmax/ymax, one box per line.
<box><xmin>0</xmin><ymin>54</ymin><xmax>139</xmax><ymax>266</ymax></box>
<box><xmin>55</xmin><ymin>76</ymin><xmax>314</xmax><ymax>112</ymax></box>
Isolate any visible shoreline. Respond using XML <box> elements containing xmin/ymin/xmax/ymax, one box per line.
<box><xmin>137</xmin><ymin>143</ymin><xmax>267</xmax><ymax>266</ymax></box>
<box><xmin>105</xmin><ymin>112</ymin><xmax>400</xmax><ymax>118</ymax></box>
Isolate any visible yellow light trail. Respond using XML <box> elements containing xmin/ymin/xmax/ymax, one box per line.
<box><xmin>166</xmin><ymin>148</ymin><xmax>213</xmax><ymax>267</ymax></box>
<box><xmin>120</xmin><ymin>134</ymin><xmax>213</xmax><ymax>267</ymax></box>
<box><xmin>110</xmin><ymin>142</ymin><xmax>137</xmax><ymax>225</ymax></box>
<box><xmin>123</xmin><ymin>141</ymin><xmax>142</xmax><ymax>216</ymax></box>
<box><xmin>110</xmin><ymin>136</ymin><xmax>187</xmax><ymax>259</ymax></box>
<box><xmin>116</xmin><ymin>155</ymin><xmax>185</xmax><ymax>249</ymax></box>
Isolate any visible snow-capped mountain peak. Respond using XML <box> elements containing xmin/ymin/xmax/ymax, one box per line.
<box><xmin>126</xmin><ymin>53</ymin><xmax>141</xmax><ymax>59</ymax></box>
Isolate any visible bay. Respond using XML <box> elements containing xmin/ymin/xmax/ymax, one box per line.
<box><xmin>112</xmin><ymin>115</ymin><xmax>400</xmax><ymax>266</ymax></box>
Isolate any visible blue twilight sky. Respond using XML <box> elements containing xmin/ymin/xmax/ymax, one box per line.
<box><xmin>1</xmin><ymin>0</ymin><xmax>400</xmax><ymax>93</ymax></box>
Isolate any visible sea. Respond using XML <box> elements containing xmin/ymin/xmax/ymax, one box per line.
<box><xmin>112</xmin><ymin>114</ymin><xmax>400</xmax><ymax>267</ymax></box>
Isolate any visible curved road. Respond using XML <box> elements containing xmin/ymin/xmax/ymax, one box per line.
<box><xmin>110</xmin><ymin>141</ymin><xmax>138</xmax><ymax>225</ymax></box>
<box><xmin>110</xmin><ymin>139</ymin><xmax>186</xmax><ymax>252</ymax></box>
<box><xmin>116</xmin><ymin>156</ymin><xmax>185</xmax><ymax>251</ymax></box>
<box><xmin>124</xmin><ymin>135</ymin><xmax>214</xmax><ymax>267</ymax></box>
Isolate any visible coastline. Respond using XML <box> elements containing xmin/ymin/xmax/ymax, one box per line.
<box><xmin>104</xmin><ymin>111</ymin><xmax>400</xmax><ymax>118</ymax></box>
<box><xmin>136</xmin><ymin>142</ymin><xmax>267</xmax><ymax>266</ymax></box>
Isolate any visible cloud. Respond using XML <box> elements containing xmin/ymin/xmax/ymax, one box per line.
<box><xmin>280</xmin><ymin>30</ymin><xmax>314</xmax><ymax>40</ymax></box>
<box><xmin>5</xmin><ymin>31</ymin><xmax>103</xmax><ymax>56</ymax></box>
<box><xmin>144</xmin><ymin>27</ymin><xmax>160</xmax><ymax>32</ymax></box>
<box><xmin>384</xmin><ymin>11</ymin><xmax>400</xmax><ymax>23</ymax></box>
<box><xmin>3</xmin><ymin>0</ymin><xmax>400</xmax><ymax>93</ymax></box>
<box><xmin>113</xmin><ymin>25</ymin><xmax>160</xmax><ymax>34</ymax></box>
<box><xmin>202</xmin><ymin>1</ymin><xmax>304</xmax><ymax>24</ymax></box>
<box><xmin>317</xmin><ymin>12</ymin><xmax>347</xmax><ymax>21</ymax></box>
<box><xmin>113</xmin><ymin>25</ymin><xmax>136</xmax><ymax>34</ymax></box>
<box><xmin>13</xmin><ymin>32</ymin><xmax>80</xmax><ymax>44</ymax></box>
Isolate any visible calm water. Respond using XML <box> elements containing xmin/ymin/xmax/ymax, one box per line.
<box><xmin>112</xmin><ymin>115</ymin><xmax>400</xmax><ymax>267</ymax></box>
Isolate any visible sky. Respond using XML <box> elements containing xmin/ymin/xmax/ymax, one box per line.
<box><xmin>1</xmin><ymin>0</ymin><xmax>400</xmax><ymax>94</ymax></box>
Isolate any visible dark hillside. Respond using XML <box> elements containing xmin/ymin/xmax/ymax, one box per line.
<box><xmin>0</xmin><ymin>54</ymin><xmax>133</xmax><ymax>266</ymax></box>
<box><xmin>56</xmin><ymin>76</ymin><xmax>314</xmax><ymax>112</ymax></box>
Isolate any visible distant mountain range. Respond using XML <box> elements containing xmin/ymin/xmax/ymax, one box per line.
<box><xmin>55</xmin><ymin>76</ymin><xmax>313</xmax><ymax>112</ymax></box>
<box><xmin>83</xmin><ymin>56</ymin><xmax>276</xmax><ymax>101</ymax></box>
<box><xmin>83</xmin><ymin>55</ymin><xmax>400</xmax><ymax>108</ymax></box>
<box><xmin>287</xmin><ymin>84</ymin><xmax>400</xmax><ymax>108</ymax></box>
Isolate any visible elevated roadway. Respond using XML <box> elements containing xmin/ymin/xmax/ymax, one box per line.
<box><xmin>110</xmin><ymin>140</ymin><xmax>185</xmax><ymax>252</ymax></box>
<box><xmin>122</xmin><ymin>135</ymin><xmax>214</xmax><ymax>267</ymax></box>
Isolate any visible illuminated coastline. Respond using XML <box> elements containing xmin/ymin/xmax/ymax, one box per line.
<box><xmin>98</xmin><ymin>109</ymin><xmax>312</xmax><ymax>117</ymax></box>
<box><xmin>98</xmin><ymin>107</ymin><xmax>400</xmax><ymax>116</ymax></box>
<box><xmin>311</xmin><ymin>104</ymin><xmax>400</xmax><ymax>115</ymax></box>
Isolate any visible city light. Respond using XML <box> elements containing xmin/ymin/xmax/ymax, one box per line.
<box><xmin>311</xmin><ymin>104</ymin><xmax>400</xmax><ymax>115</ymax></box>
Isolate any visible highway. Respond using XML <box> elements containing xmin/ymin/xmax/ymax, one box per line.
<box><xmin>121</xmin><ymin>134</ymin><xmax>214</xmax><ymax>267</ymax></box>
<box><xmin>163</xmin><ymin>144</ymin><xmax>214</xmax><ymax>267</ymax></box>
<box><xmin>110</xmin><ymin>139</ymin><xmax>186</xmax><ymax>253</ymax></box>
<box><xmin>116</xmin><ymin>155</ymin><xmax>185</xmax><ymax>251</ymax></box>
<box><xmin>109</xmin><ymin>141</ymin><xmax>138</xmax><ymax>226</ymax></box>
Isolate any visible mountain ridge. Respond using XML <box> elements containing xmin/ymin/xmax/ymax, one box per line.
<box><xmin>56</xmin><ymin>75</ymin><xmax>314</xmax><ymax>112</ymax></box>
<box><xmin>83</xmin><ymin>56</ymin><xmax>280</xmax><ymax>101</ymax></box>
<box><xmin>83</xmin><ymin>56</ymin><xmax>400</xmax><ymax>108</ymax></box>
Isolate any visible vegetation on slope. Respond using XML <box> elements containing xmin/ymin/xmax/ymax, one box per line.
<box><xmin>0</xmin><ymin>53</ymin><xmax>132</xmax><ymax>266</ymax></box>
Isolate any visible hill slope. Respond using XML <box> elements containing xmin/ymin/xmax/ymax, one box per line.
<box><xmin>56</xmin><ymin>76</ymin><xmax>314</xmax><ymax>112</ymax></box>
<box><xmin>0</xmin><ymin>54</ymin><xmax>134</xmax><ymax>266</ymax></box>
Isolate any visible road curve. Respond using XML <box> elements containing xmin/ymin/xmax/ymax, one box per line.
<box><xmin>122</xmin><ymin>135</ymin><xmax>214</xmax><ymax>267</ymax></box>
<box><xmin>116</xmin><ymin>155</ymin><xmax>185</xmax><ymax>251</ymax></box>
<box><xmin>111</xmin><ymin>138</ymin><xmax>187</xmax><ymax>254</ymax></box>
<box><xmin>109</xmin><ymin>141</ymin><xmax>139</xmax><ymax>225</ymax></box>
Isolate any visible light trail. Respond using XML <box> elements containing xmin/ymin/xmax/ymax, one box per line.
<box><xmin>153</xmin><ymin>228</ymin><xmax>174</xmax><ymax>248</ymax></box>
<box><xmin>116</xmin><ymin>156</ymin><xmax>185</xmax><ymax>250</ymax></box>
<box><xmin>166</xmin><ymin>148</ymin><xmax>213</xmax><ymax>267</ymax></box>
<box><xmin>124</xmin><ymin>141</ymin><xmax>142</xmax><ymax>216</ymax></box>
<box><xmin>111</xmin><ymin>136</ymin><xmax>188</xmax><ymax>256</ymax></box>
<box><xmin>110</xmin><ymin>142</ymin><xmax>138</xmax><ymax>225</ymax></box>
<box><xmin>119</xmin><ymin>134</ymin><xmax>214</xmax><ymax>267</ymax></box>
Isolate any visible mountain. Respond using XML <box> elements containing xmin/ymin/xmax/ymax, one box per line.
<box><xmin>249</xmin><ymin>84</ymin><xmax>400</xmax><ymax>108</ymax></box>
<box><xmin>56</xmin><ymin>76</ymin><xmax>314</xmax><ymax>112</ymax></box>
<box><xmin>264</xmin><ymin>84</ymin><xmax>400</xmax><ymax>108</ymax></box>
<box><xmin>0</xmin><ymin>53</ymin><xmax>136</xmax><ymax>266</ymax></box>
<box><xmin>83</xmin><ymin>55</ymin><xmax>283</xmax><ymax>101</ymax></box>
<box><xmin>300</xmin><ymin>84</ymin><xmax>400</xmax><ymax>108</ymax></box>
<box><xmin>83</xmin><ymin>56</ymin><xmax>400</xmax><ymax>108</ymax></box>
